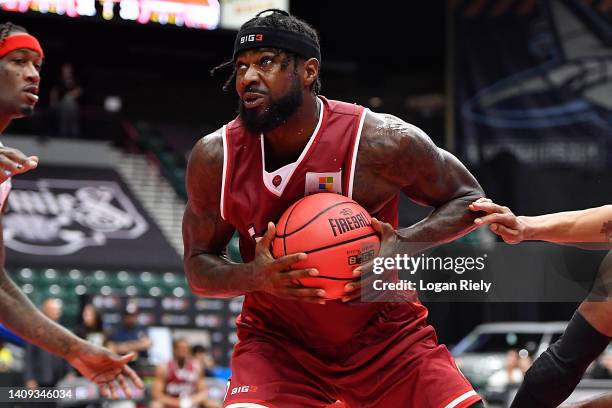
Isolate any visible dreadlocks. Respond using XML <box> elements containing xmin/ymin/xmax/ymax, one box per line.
<box><xmin>211</xmin><ymin>10</ymin><xmax>321</xmax><ymax>94</ymax></box>
<box><xmin>0</xmin><ymin>23</ymin><xmax>27</xmax><ymax>48</ymax></box>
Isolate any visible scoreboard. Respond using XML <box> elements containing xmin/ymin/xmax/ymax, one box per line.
<box><xmin>0</xmin><ymin>0</ymin><xmax>221</xmax><ymax>29</ymax></box>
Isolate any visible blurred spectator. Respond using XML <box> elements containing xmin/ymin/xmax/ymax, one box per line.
<box><xmin>151</xmin><ymin>338</ymin><xmax>219</xmax><ymax>408</ymax></box>
<box><xmin>518</xmin><ymin>353</ymin><xmax>533</xmax><ymax>374</ymax></box>
<box><xmin>74</xmin><ymin>303</ymin><xmax>106</xmax><ymax>347</ymax></box>
<box><xmin>0</xmin><ymin>340</ymin><xmax>13</xmax><ymax>372</ymax></box>
<box><xmin>107</xmin><ymin>303</ymin><xmax>151</xmax><ymax>367</ymax></box>
<box><xmin>50</xmin><ymin>63</ymin><xmax>82</xmax><ymax>138</ymax></box>
<box><xmin>487</xmin><ymin>350</ymin><xmax>524</xmax><ymax>393</ymax></box>
<box><xmin>192</xmin><ymin>344</ymin><xmax>216</xmax><ymax>377</ymax></box>
<box><xmin>24</xmin><ymin>298</ymin><xmax>72</xmax><ymax>390</ymax></box>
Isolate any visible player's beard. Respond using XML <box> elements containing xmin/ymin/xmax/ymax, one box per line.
<box><xmin>239</xmin><ymin>75</ymin><xmax>303</xmax><ymax>134</ymax></box>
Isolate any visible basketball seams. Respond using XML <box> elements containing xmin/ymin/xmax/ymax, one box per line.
<box><xmin>310</xmin><ymin>275</ymin><xmax>357</xmax><ymax>281</ymax></box>
<box><xmin>281</xmin><ymin>201</ymin><xmax>301</xmax><ymax>256</ymax></box>
<box><xmin>271</xmin><ymin>193</ymin><xmax>380</xmax><ymax>299</ymax></box>
<box><xmin>276</xmin><ymin>200</ymin><xmax>356</xmax><ymax>239</ymax></box>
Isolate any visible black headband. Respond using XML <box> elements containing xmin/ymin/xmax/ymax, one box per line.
<box><xmin>233</xmin><ymin>26</ymin><xmax>321</xmax><ymax>62</ymax></box>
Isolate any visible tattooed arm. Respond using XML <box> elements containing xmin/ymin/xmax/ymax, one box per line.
<box><xmin>343</xmin><ymin>113</ymin><xmax>486</xmax><ymax>301</ymax></box>
<box><xmin>182</xmin><ymin>130</ymin><xmax>246</xmax><ymax>298</ymax></box>
<box><xmin>469</xmin><ymin>199</ymin><xmax>612</xmax><ymax>244</ymax></box>
<box><xmin>356</xmin><ymin>112</ymin><xmax>485</xmax><ymax>246</ymax></box>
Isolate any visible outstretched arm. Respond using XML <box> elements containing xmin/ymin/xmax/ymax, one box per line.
<box><xmin>469</xmin><ymin>198</ymin><xmax>612</xmax><ymax>244</ymax></box>
<box><xmin>0</xmin><ymin>146</ymin><xmax>142</xmax><ymax>398</ymax></box>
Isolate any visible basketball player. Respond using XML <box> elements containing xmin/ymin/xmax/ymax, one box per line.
<box><xmin>470</xmin><ymin>198</ymin><xmax>611</xmax><ymax>408</ymax></box>
<box><xmin>183</xmin><ymin>10</ymin><xmax>486</xmax><ymax>408</ymax></box>
<box><xmin>0</xmin><ymin>22</ymin><xmax>142</xmax><ymax>399</ymax></box>
<box><xmin>151</xmin><ymin>338</ymin><xmax>219</xmax><ymax>408</ymax></box>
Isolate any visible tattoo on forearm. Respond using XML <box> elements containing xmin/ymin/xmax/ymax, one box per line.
<box><xmin>602</xmin><ymin>221</ymin><xmax>612</xmax><ymax>242</ymax></box>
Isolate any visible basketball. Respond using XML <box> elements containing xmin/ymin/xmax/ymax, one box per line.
<box><xmin>272</xmin><ymin>193</ymin><xmax>381</xmax><ymax>300</ymax></box>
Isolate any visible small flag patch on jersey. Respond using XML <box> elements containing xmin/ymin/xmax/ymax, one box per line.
<box><xmin>319</xmin><ymin>176</ymin><xmax>334</xmax><ymax>191</ymax></box>
<box><xmin>305</xmin><ymin>171</ymin><xmax>342</xmax><ymax>195</ymax></box>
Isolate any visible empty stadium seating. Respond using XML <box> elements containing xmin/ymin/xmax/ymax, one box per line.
<box><xmin>8</xmin><ymin>267</ymin><xmax>190</xmax><ymax>324</ymax></box>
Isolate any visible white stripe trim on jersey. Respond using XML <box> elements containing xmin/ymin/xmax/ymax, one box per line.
<box><xmin>347</xmin><ymin>107</ymin><xmax>368</xmax><ymax>199</ymax></box>
<box><xmin>220</xmin><ymin>125</ymin><xmax>229</xmax><ymax>220</ymax></box>
<box><xmin>443</xmin><ymin>390</ymin><xmax>479</xmax><ymax>408</ymax></box>
<box><xmin>260</xmin><ymin>96</ymin><xmax>324</xmax><ymax>197</ymax></box>
<box><xmin>225</xmin><ymin>404</ymin><xmax>271</xmax><ymax>408</ymax></box>
<box><xmin>223</xmin><ymin>380</ymin><xmax>230</xmax><ymax>402</ymax></box>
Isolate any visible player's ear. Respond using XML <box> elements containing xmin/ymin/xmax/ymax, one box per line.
<box><xmin>303</xmin><ymin>57</ymin><xmax>319</xmax><ymax>89</ymax></box>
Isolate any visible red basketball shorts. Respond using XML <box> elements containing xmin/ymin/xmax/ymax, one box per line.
<box><xmin>223</xmin><ymin>305</ymin><xmax>481</xmax><ymax>408</ymax></box>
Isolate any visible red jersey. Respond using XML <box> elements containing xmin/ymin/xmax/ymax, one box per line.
<box><xmin>220</xmin><ymin>96</ymin><xmax>427</xmax><ymax>347</ymax></box>
<box><xmin>164</xmin><ymin>359</ymin><xmax>199</xmax><ymax>398</ymax></box>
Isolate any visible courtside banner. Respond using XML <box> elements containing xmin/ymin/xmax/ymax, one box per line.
<box><xmin>454</xmin><ymin>0</ymin><xmax>612</xmax><ymax>168</ymax></box>
<box><xmin>3</xmin><ymin>165</ymin><xmax>182</xmax><ymax>271</ymax></box>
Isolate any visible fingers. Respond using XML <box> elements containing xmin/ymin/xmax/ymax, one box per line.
<box><xmin>270</xmin><ymin>252</ymin><xmax>307</xmax><ymax>270</ymax></box>
<box><xmin>370</xmin><ymin>217</ymin><xmax>382</xmax><ymax>232</ymax></box>
<box><xmin>283</xmin><ymin>287</ymin><xmax>327</xmax><ymax>304</ymax></box>
<box><xmin>352</xmin><ymin>260</ymin><xmax>372</xmax><ymax>277</ymax></box>
<box><xmin>344</xmin><ymin>280</ymin><xmax>360</xmax><ymax>293</ymax></box>
<box><xmin>342</xmin><ymin>274</ymin><xmax>372</xmax><ymax>302</ymax></box>
<box><xmin>107</xmin><ymin>380</ymin><xmax>119</xmax><ymax>400</ymax></box>
<box><xmin>474</xmin><ymin>212</ymin><xmax>517</xmax><ymax>227</ymax></box>
<box><xmin>282</xmin><ymin>268</ymin><xmax>319</xmax><ymax>280</ymax></box>
<box><xmin>492</xmin><ymin>224</ymin><xmax>522</xmax><ymax>244</ymax></box>
<box><xmin>342</xmin><ymin>291</ymin><xmax>361</xmax><ymax>303</ymax></box>
<box><xmin>0</xmin><ymin>155</ymin><xmax>24</xmax><ymax>178</ymax></box>
<box><xmin>342</xmin><ymin>280</ymin><xmax>361</xmax><ymax>302</ymax></box>
<box><xmin>116</xmin><ymin>374</ymin><xmax>131</xmax><ymax>399</ymax></box>
<box><xmin>99</xmin><ymin>383</ymin><xmax>110</xmax><ymax>399</ymax></box>
<box><xmin>0</xmin><ymin>149</ymin><xmax>38</xmax><ymax>175</ymax></box>
<box><xmin>257</xmin><ymin>222</ymin><xmax>276</xmax><ymax>252</ymax></box>
<box><xmin>123</xmin><ymin>364</ymin><xmax>144</xmax><ymax>389</ymax></box>
<box><xmin>116</xmin><ymin>352</ymin><xmax>135</xmax><ymax>366</ymax></box>
<box><xmin>371</xmin><ymin>217</ymin><xmax>394</xmax><ymax>236</ymax></box>
<box><xmin>1</xmin><ymin>147</ymin><xmax>33</xmax><ymax>165</ymax></box>
<box><xmin>22</xmin><ymin>155</ymin><xmax>39</xmax><ymax>171</ymax></box>
<box><xmin>0</xmin><ymin>156</ymin><xmax>38</xmax><ymax>183</ymax></box>
<box><xmin>470</xmin><ymin>201</ymin><xmax>511</xmax><ymax>215</ymax></box>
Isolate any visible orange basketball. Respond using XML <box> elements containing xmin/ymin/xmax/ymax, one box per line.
<box><xmin>272</xmin><ymin>193</ymin><xmax>380</xmax><ymax>300</ymax></box>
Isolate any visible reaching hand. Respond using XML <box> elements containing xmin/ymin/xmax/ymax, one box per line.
<box><xmin>251</xmin><ymin>222</ymin><xmax>327</xmax><ymax>304</ymax></box>
<box><xmin>469</xmin><ymin>197</ymin><xmax>527</xmax><ymax>244</ymax></box>
<box><xmin>0</xmin><ymin>145</ymin><xmax>38</xmax><ymax>183</ymax></box>
<box><xmin>67</xmin><ymin>342</ymin><xmax>143</xmax><ymax>400</ymax></box>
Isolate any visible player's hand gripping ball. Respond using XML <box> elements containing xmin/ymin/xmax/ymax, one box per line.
<box><xmin>272</xmin><ymin>193</ymin><xmax>380</xmax><ymax>300</ymax></box>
